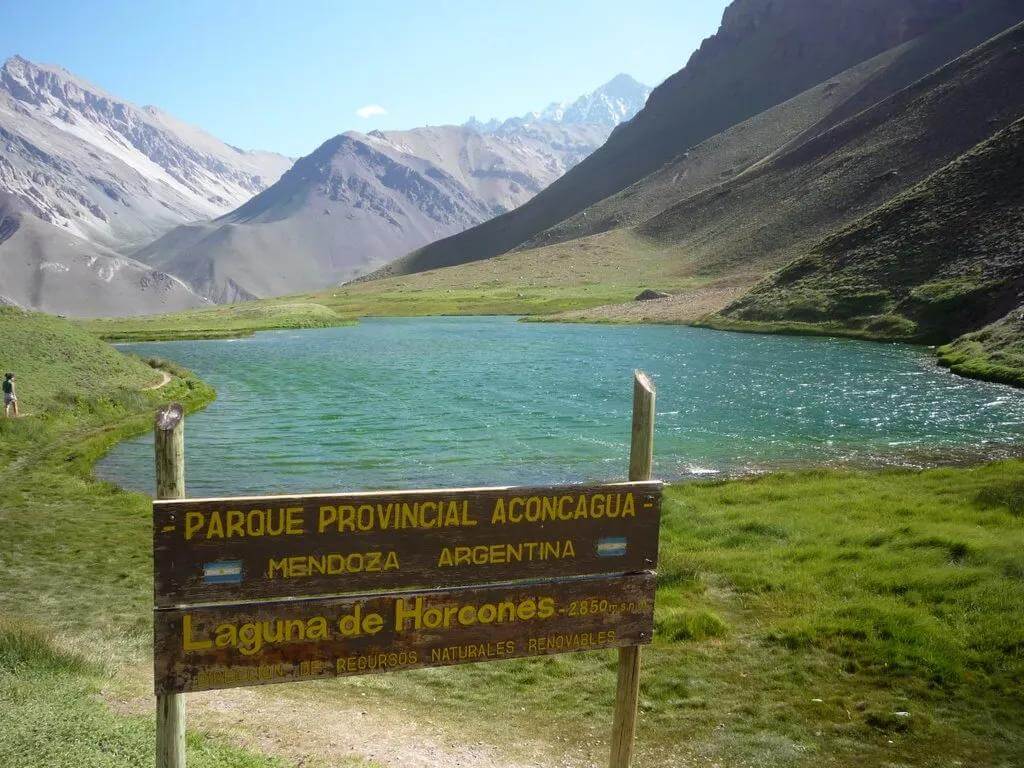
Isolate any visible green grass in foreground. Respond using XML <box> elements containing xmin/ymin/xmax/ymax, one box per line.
<box><xmin>6</xmin><ymin>306</ymin><xmax>1024</xmax><ymax>766</ymax></box>
<box><xmin>334</xmin><ymin>464</ymin><xmax>1024</xmax><ymax>766</ymax></box>
<box><xmin>0</xmin><ymin>623</ymin><xmax>288</xmax><ymax>768</ymax></box>
<box><xmin>0</xmin><ymin>309</ymin><xmax>312</xmax><ymax>768</ymax></box>
<box><xmin>0</xmin><ymin>306</ymin><xmax>161</xmax><ymax>410</ymax></box>
<box><xmin>3</xmin><ymin>380</ymin><xmax>1023</xmax><ymax>766</ymax></box>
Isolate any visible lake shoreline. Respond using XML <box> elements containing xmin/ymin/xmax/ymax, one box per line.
<box><xmin>84</xmin><ymin>298</ymin><xmax>1024</xmax><ymax>392</ymax></box>
<box><xmin>6</xmin><ymin>304</ymin><xmax>1024</xmax><ymax>768</ymax></box>
<box><xmin>94</xmin><ymin>318</ymin><xmax>1024</xmax><ymax>498</ymax></box>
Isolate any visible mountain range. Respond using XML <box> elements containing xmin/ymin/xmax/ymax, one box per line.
<box><xmin>373</xmin><ymin>0</ymin><xmax>989</xmax><ymax>279</ymax></box>
<box><xmin>4</xmin><ymin>0</ymin><xmax>1024</xmax><ymax>391</ymax></box>
<box><xmin>134</xmin><ymin>76</ymin><xmax>648</xmax><ymax>303</ymax></box>
<box><xmin>348</xmin><ymin>0</ymin><xmax>1023</xmax><ymax>385</ymax></box>
<box><xmin>466</xmin><ymin>72</ymin><xmax>650</xmax><ymax>132</ymax></box>
<box><xmin>0</xmin><ymin>67</ymin><xmax>648</xmax><ymax>312</ymax></box>
<box><xmin>0</xmin><ymin>56</ymin><xmax>291</xmax><ymax>251</ymax></box>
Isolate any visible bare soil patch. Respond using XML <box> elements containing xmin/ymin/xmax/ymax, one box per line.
<box><xmin>107</xmin><ymin>679</ymin><xmax>591</xmax><ymax>768</ymax></box>
<box><xmin>546</xmin><ymin>284</ymin><xmax>750</xmax><ymax>324</ymax></box>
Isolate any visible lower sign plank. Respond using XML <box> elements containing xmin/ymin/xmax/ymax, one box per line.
<box><xmin>154</xmin><ymin>572</ymin><xmax>655</xmax><ymax>694</ymax></box>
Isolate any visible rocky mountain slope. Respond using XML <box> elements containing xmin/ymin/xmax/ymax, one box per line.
<box><xmin>362</xmin><ymin>2</ymin><xmax>1022</xmax><ymax>318</ymax></box>
<box><xmin>374</xmin><ymin>0</ymin><xmax>982</xmax><ymax>279</ymax></box>
<box><xmin>0</xmin><ymin>192</ymin><xmax>207</xmax><ymax>316</ymax></box>
<box><xmin>636</xmin><ymin>17</ymin><xmax>1024</xmax><ymax>282</ymax></box>
<box><xmin>135</xmin><ymin>76</ymin><xmax>649</xmax><ymax>302</ymax></box>
<box><xmin>0</xmin><ymin>56</ymin><xmax>291</xmax><ymax>252</ymax></box>
<box><xmin>524</xmin><ymin>0</ymin><xmax>1024</xmax><ymax>251</ymax></box>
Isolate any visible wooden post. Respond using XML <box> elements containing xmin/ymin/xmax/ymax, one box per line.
<box><xmin>155</xmin><ymin>404</ymin><xmax>186</xmax><ymax>768</ymax></box>
<box><xmin>610</xmin><ymin>371</ymin><xmax>655</xmax><ymax>768</ymax></box>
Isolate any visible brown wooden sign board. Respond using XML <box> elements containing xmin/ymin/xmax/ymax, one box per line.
<box><xmin>153</xmin><ymin>481</ymin><xmax>662</xmax><ymax>607</ymax></box>
<box><xmin>154</xmin><ymin>572</ymin><xmax>655</xmax><ymax>694</ymax></box>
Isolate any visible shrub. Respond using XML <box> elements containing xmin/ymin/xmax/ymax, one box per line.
<box><xmin>0</xmin><ymin>623</ymin><xmax>95</xmax><ymax>676</ymax></box>
<box><xmin>975</xmin><ymin>481</ymin><xmax>1024</xmax><ymax>516</ymax></box>
<box><xmin>655</xmin><ymin>608</ymin><xmax>728</xmax><ymax>642</ymax></box>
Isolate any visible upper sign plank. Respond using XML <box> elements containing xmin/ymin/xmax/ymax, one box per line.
<box><xmin>154</xmin><ymin>481</ymin><xmax>662</xmax><ymax>606</ymax></box>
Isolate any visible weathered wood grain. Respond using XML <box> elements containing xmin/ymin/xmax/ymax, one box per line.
<box><xmin>610</xmin><ymin>370</ymin><xmax>656</xmax><ymax>768</ymax></box>
<box><xmin>153</xmin><ymin>481</ymin><xmax>662</xmax><ymax>606</ymax></box>
<box><xmin>154</xmin><ymin>404</ymin><xmax>186</xmax><ymax>768</ymax></box>
<box><xmin>155</xmin><ymin>403</ymin><xmax>185</xmax><ymax>500</ymax></box>
<box><xmin>154</xmin><ymin>572</ymin><xmax>655</xmax><ymax>694</ymax></box>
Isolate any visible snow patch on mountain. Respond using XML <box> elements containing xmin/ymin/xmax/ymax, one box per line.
<box><xmin>465</xmin><ymin>74</ymin><xmax>650</xmax><ymax>134</ymax></box>
<box><xmin>0</xmin><ymin>55</ymin><xmax>291</xmax><ymax>251</ymax></box>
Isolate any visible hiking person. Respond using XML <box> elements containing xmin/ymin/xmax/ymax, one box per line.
<box><xmin>3</xmin><ymin>373</ymin><xmax>18</xmax><ymax>418</ymax></box>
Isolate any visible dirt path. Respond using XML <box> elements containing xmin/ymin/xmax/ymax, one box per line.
<box><xmin>143</xmin><ymin>369</ymin><xmax>172</xmax><ymax>390</ymax></box>
<box><xmin>109</xmin><ymin>681</ymin><xmax>592</xmax><ymax>768</ymax></box>
<box><xmin>192</xmin><ymin>687</ymin><xmax>583</xmax><ymax>768</ymax></box>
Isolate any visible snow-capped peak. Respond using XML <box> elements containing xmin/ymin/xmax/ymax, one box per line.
<box><xmin>465</xmin><ymin>74</ymin><xmax>650</xmax><ymax>134</ymax></box>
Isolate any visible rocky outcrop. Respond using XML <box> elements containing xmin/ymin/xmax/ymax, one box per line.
<box><xmin>635</xmin><ymin>289</ymin><xmax>671</xmax><ymax>301</ymax></box>
<box><xmin>0</xmin><ymin>192</ymin><xmax>208</xmax><ymax>317</ymax></box>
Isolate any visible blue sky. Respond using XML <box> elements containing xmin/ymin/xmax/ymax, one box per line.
<box><xmin>1</xmin><ymin>1</ymin><xmax>730</xmax><ymax>157</ymax></box>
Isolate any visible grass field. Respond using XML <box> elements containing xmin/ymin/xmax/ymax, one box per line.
<box><xmin>80</xmin><ymin>230</ymin><xmax>704</xmax><ymax>342</ymax></box>
<box><xmin>334</xmin><ymin>464</ymin><xmax>1024</xmax><ymax>767</ymax></box>
<box><xmin>0</xmin><ymin>308</ymin><xmax>327</xmax><ymax>768</ymax></box>
<box><xmin>4</xmin><ymin>305</ymin><xmax>1024</xmax><ymax>766</ymax></box>
<box><xmin>0</xmin><ymin>623</ymin><xmax>292</xmax><ymax>768</ymax></box>
<box><xmin>84</xmin><ymin>301</ymin><xmax>354</xmax><ymax>342</ymax></box>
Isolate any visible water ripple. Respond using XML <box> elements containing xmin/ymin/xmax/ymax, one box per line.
<box><xmin>99</xmin><ymin>317</ymin><xmax>1024</xmax><ymax>495</ymax></box>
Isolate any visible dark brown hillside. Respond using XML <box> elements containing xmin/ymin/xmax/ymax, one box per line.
<box><xmin>374</xmin><ymin>0</ymin><xmax>976</xmax><ymax>279</ymax></box>
<box><xmin>715</xmin><ymin>114</ymin><xmax>1024</xmax><ymax>345</ymax></box>
<box><xmin>526</xmin><ymin>0</ymin><xmax>1024</xmax><ymax>250</ymax></box>
<box><xmin>764</xmin><ymin>0</ymin><xmax>1024</xmax><ymax>161</ymax></box>
<box><xmin>636</xmin><ymin>20</ymin><xmax>1024</xmax><ymax>285</ymax></box>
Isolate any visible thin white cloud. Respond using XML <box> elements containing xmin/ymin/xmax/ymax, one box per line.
<box><xmin>355</xmin><ymin>104</ymin><xmax>388</xmax><ymax>119</ymax></box>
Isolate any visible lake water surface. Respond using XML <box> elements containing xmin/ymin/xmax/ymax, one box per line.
<box><xmin>98</xmin><ymin>317</ymin><xmax>1024</xmax><ymax>495</ymax></box>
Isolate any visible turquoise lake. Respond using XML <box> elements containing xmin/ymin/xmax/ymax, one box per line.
<box><xmin>97</xmin><ymin>316</ymin><xmax>1024</xmax><ymax>496</ymax></box>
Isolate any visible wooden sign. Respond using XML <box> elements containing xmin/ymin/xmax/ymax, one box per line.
<box><xmin>155</xmin><ymin>572</ymin><xmax>655</xmax><ymax>694</ymax></box>
<box><xmin>151</xmin><ymin>371</ymin><xmax>660</xmax><ymax>768</ymax></box>
<box><xmin>153</xmin><ymin>481</ymin><xmax>662</xmax><ymax>606</ymax></box>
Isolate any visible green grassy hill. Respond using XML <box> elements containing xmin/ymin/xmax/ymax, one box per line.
<box><xmin>938</xmin><ymin>307</ymin><xmax>1024</xmax><ymax>386</ymax></box>
<box><xmin>711</xmin><ymin>114</ymin><xmax>1023</xmax><ymax>338</ymax></box>
<box><xmin>0</xmin><ymin>306</ymin><xmax>159</xmax><ymax>411</ymax></box>
<box><xmin>0</xmin><ymin>310</ymin><xmax>293</xmax><ymax>767</ymax></box>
